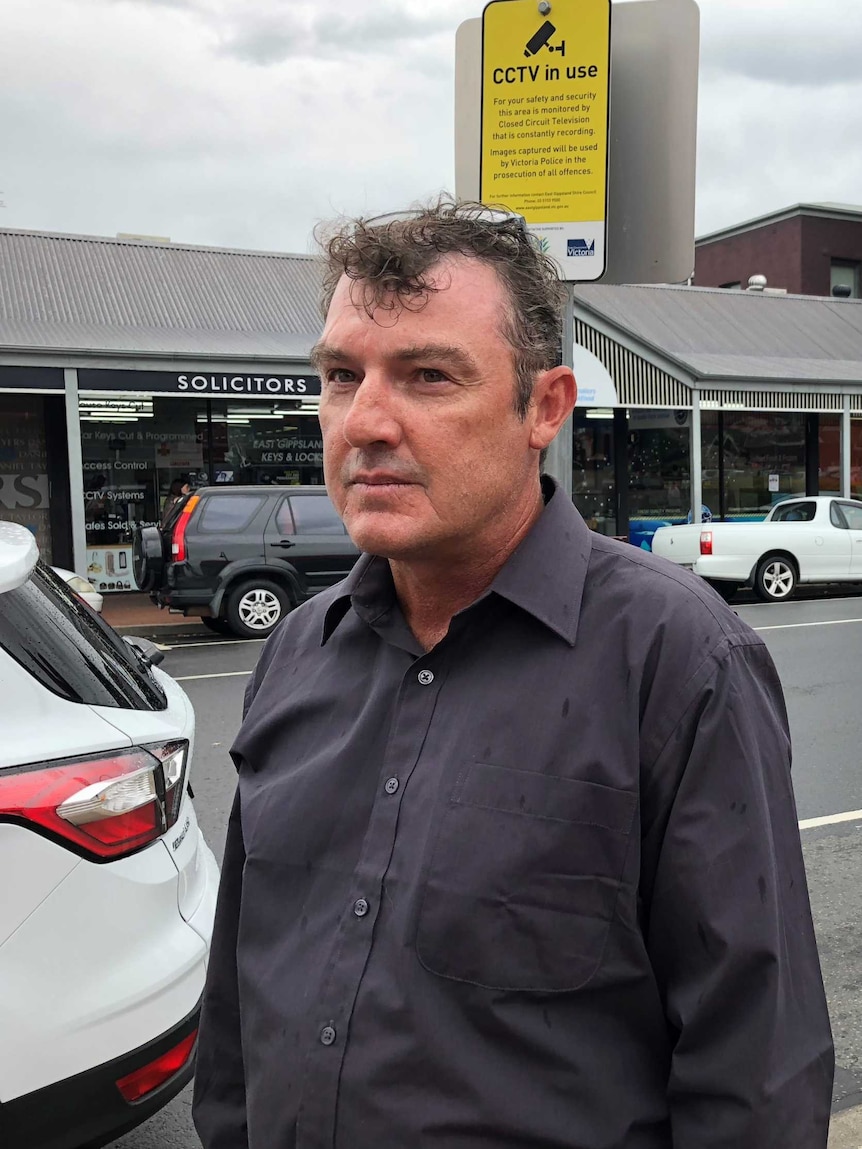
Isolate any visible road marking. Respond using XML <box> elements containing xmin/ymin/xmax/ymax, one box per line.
<box><xmin>753</xmin><ymin>618</ymin><xmax>862</xmax><ymax>633</ymax></box>
<box><xmin>161</xmin><ymin>638</ymin><xmax>266</xmax><ymax>651</ymax></box>
<box><xmin>799</xmin><ymin>809</ymin><xmax>862</xmax><ymax>831</ymax></box>
<box><xmin>174</xmin><ymin>670</ymin><xmax>253</xmax><ymax>681</ymax></box>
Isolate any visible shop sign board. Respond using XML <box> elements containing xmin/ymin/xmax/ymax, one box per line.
<box><xmin>0</xmin><ymin>367</ymin><xmax>65</xmax><ymax>391</ymax></box>
<box><xmin>77</xmin><ymin>369</ymin><xmax>322</xmax><ymax>397</ymax></box>
<box><xmin>480</xmin><ymin>0</ymin><xmax>611</xmax><ymax>279</ymax></box>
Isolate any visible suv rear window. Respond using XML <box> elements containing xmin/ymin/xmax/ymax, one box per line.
<box><xmin>0</xmin><ymin>564</ymin><xmax>167</xmax><ymax>710</ymax></box>
<box><xmin>197</xmin><ymin>494</ymin><xmax>265</xmax><ymax>532</ymax></box>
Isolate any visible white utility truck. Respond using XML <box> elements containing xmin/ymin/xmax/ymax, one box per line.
<box><xmin>651</xmin><ymin>495</ymin><xmax>862</xmax><ymax>602</ymax></box>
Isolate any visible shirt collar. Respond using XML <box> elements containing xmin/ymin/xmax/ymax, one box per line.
<box><xmin>322</xmin><ymin>476</ymin><xmax>592</xmax><ymax>648</ymax></box>
<box><xmin>487</xmin><ymin>476</ymin><xmax>591</xmax><ymax>647</ymax></box>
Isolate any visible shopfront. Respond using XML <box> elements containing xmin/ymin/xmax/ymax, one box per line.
<box><xmin>76</xmin><ymin>369</ymin><xmax>321</xmax><ymax>592</ymax></box>
<box><xmin>571</xmin><ymin>404</ymin><xmax>859</xmax><ymax>551</ymax></box>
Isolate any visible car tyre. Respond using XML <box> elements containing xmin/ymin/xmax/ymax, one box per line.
<box><xmin>226</xmin><ymin>579</ymin><xmax>291</xmax><ymax>638</ymax></box>
<box><xmin>754</xmin><ymin>555</ymin><xmax>797</xmax><ymax>602</ymax></box>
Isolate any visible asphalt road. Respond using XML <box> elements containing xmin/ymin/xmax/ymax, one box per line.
<box><xmin>107</xmin><ymin>592</ymin><xmax>862</xmax><ymax>1149</ymax></box>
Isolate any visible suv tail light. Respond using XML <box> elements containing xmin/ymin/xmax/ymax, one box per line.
<box><xmin>700</xmin><ymin>530</ymin><xmax>713</xmax><ymax>556</ymax></box>
<box><xmin>171</xmin><ymin>495</ymin><xmax>200</xmax><ymax>562</ymax></box>
<box><xmin>0</xmin><ymin>741</ymin><xmax>188</xmax><ymax>860</ymax></box>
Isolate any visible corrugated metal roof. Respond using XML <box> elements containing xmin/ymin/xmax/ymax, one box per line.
<box><xmin>0</xmin><ymin>228</ymin><xmax>324</xmax><ymax>359</ymax></box>
<box><xmin>572</xmin><ymin>283</ymin><xmax>862</xmax><ymax>386</ymax></box>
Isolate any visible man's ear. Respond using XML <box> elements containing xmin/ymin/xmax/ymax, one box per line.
<box><xmin>528</xmin><ymin>367</ymin><xmax>578</xmax><ymax>450</ymax></box>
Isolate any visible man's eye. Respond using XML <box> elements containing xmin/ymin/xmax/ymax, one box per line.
<box><xmin>326</xmin><ymin>369</ymin><xmax>356</xmax><ymax>384</ymax></box>
<box><xmin>418</xmin><ymin>369</ymin><xmax>448</xmax><ymax>383</ymax></box>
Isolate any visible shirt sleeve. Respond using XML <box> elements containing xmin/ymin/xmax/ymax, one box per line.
<box><xmin>641</xmin><ymin>637</ymin><xmax>834</xmax><ymax>1148</ymax></box>
<box><xmin>192</xmin><ymin>790</ymin><xmax>249</xmax><ymax>1149</ymax></box>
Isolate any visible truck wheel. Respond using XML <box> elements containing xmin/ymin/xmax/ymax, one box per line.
<box><xmin>754</xmin><ymin>556</ymin><xmax>797</xmax><ymax>602</ymax></box>
<box><xmin>226</xmin><ymin>580</ymin><xmax>291</xmax><ymax>638</ymax></box>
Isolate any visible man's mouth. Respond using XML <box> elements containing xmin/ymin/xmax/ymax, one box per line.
<box><xmin>350</xmin><ymin>473</ymin><xmax>416</xmax><ymax>487</ymax></box>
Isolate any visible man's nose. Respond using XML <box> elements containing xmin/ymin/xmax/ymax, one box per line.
<box><xmin>341</xmin><ymin>374</ymin><xmax>402</xmax><ymax>448</ymax></box>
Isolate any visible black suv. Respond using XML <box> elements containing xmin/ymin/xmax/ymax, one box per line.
<box><xmin>134</xmin><ymin>486</ymin><xmax>359</xmax><ymax>638</ymax></box>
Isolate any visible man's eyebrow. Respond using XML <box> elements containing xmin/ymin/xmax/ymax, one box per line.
<box><xmin>394</xmin><ymin>344</ymin><xmax>479</xmax><ymax>374</ymax></box>
<box><xmin>310</xmin><ymin>342</ymin><xmax>480</xmax><ymax>375</ymax></box>
<box><xmin>309</xmin><ymin>341</ymin><xmax>345</xmax><ymax>369</ymax></box>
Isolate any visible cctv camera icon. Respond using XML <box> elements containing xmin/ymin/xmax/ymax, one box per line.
<box><xmin>524</xmin><ymin>20</ymin><xmax>556</xmax><ymax>57</ymax></box>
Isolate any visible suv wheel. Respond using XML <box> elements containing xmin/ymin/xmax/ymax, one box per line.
<box><xmin>226</xmin><ymin>580</ymin><xmax>291</xmax><ymax>638</ymax></box>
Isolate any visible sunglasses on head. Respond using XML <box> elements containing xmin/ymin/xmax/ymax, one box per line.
<box><xmin>363</xmin><ymin>205</ymin><xmax>530</xmax><ymax>235</ymax></box>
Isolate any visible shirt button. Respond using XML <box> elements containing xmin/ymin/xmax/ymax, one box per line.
<box><xmin>320</xmin><ymin>1025</ymin><xmax>336</xmax><ymax>1046</ymax></box>
<box><xmin>418</xmin><ymin>669</ymin><xmax>435</xmax><ymax>685</ymax></box>
<box><xmin>353</xmin><ymin>898</ymin><xmax>369</xmax><ymax>917</ymax></box>
<box><xmin>384</xmin><ymin>777</ymin><xmax>400</xmax><ymax>795</ymax></box>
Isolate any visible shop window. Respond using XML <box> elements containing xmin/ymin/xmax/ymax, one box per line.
<box><xmin>79</xmin><ymin>394</ymin><xmax>206</xmax><ymax>592</ymax></box>
<box><xmin>627</xmin><ymin>410</ymin><xmax>691</xmax><ymax>549</ymax></box>
<box><xmin>0</xmin><ymin>395</ymin><xmax>53</xmax><ymax>563</ymax></box>
<box><xmin>819</xmin><ymin>415</ymin><xmax>841</xmax><ymax>493</ymax></box>
<box><xmin>702</xmin><ymin>412</ymin><xmax>806</xmax><ymax>521</ymax></box>
<box><xmin>77</xmin><ymin>394</ymin><xmax>327</xmax><ymax>593</ymax></box>
<box><xmin>818</xmin><ymin>415</ymin><xmax>862</xmax><ymax>498</ymax></box>
<box><xmin>831</xmin><ymin>260</ymin><xmax>860</xmax><ymax>299</ymax></box>
<box><xmin>209</xmin><ymin>403</ymin><xmax>324</xmax><ymax>486</ymax></box>
<box><xmin>572</xmin><ymin>412</ymin><xmax>616</xmax><ymax>536</ymax></box>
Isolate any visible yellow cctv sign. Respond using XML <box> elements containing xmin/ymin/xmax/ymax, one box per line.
<box><xmin>480</xmin><ymin>0</ymin><xmax>611</xmax><ymax>280</ymax></box>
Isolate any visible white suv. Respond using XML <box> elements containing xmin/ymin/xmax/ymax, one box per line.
<box><xmin>0</xmin><ymin>522</ymin><xmax>219</xmax><ymax>1148</ymax></box>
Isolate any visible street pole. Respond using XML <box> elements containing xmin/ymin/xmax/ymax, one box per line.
<box><xmin>690</xmin><ymin>391</ymin><xmax>702</xmax><ymax>523</ymax></box>
<box><xmin>544</xmin><ymin>281</ymin><xmax>575</xmax><ymax>498</ymax></box>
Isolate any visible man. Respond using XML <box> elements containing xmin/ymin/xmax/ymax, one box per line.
<box><xmin>193</xmin><ymin>200</ymin><xmax>833</xmax><ymax>1149</ymax></box>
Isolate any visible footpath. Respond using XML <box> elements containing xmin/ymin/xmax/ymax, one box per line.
<box><xmin>831</xmin><ymin>1106</ymin><xmax>862</xmax><ymax>1148</ymax></box>
<box><xmin>102</xmin><ymin>593</ymin><xmax>204</xmax><ymax>638</ymax></box>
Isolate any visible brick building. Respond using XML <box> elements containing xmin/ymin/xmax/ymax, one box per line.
<box><xmin>693</xmin><ymin>203</ymin><xmax>862</xmax><ymax>298</ymax></box>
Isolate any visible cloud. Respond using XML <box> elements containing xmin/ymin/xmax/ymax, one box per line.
<box><xmin>0</xmin><ymin>0</ymin><xmax>860</xmax><ymax>251</ymax></box>
<box><xmin>218</xmin><ymin>6</ymin><xmax>456</xmax><ymax>66</ymax></box>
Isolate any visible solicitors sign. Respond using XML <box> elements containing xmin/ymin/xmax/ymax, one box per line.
<box><xmin>480</xmin><ymin>0</ymin><xmax>611</xmax><ymax>280</ymax></box>
<box><xmin>77</xmin><ymin>369</ymin><xmax>322</xmax><ymax>397</ymax></box>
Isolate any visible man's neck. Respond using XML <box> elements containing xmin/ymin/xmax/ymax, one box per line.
<box><xmin>389</xmin><ymin>488</ymin><xmax>545</xmax><ymax>652</ymax></box>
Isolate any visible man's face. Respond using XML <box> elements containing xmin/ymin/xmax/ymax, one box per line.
<box><xmin>315</xmin><ymin>255</ymin><xmax>562</xmax><ymax>562</ymax></box>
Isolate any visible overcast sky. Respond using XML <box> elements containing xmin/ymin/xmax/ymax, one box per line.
<box><xmin>1</xmin><ymin>0</ymin><xmax>860</xmax><ymax>254</ymax></box>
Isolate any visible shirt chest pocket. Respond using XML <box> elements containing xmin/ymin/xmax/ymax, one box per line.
<box><xmin>415</xmin><ymin>762</ymin><xmax>637</xmax><ymax>993</ymax></box>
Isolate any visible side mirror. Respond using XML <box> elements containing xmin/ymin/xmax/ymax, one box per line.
<box><xmin>123</xmin><ymin>635</ymin><xmax>165</xmax><ymax>667</ymax></box>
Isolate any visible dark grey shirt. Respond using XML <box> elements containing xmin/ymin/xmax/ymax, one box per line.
<box><xmin>193</xmin><ymin>479</ymin><xmax>833</xmax><ymax>1149</ymax></box>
